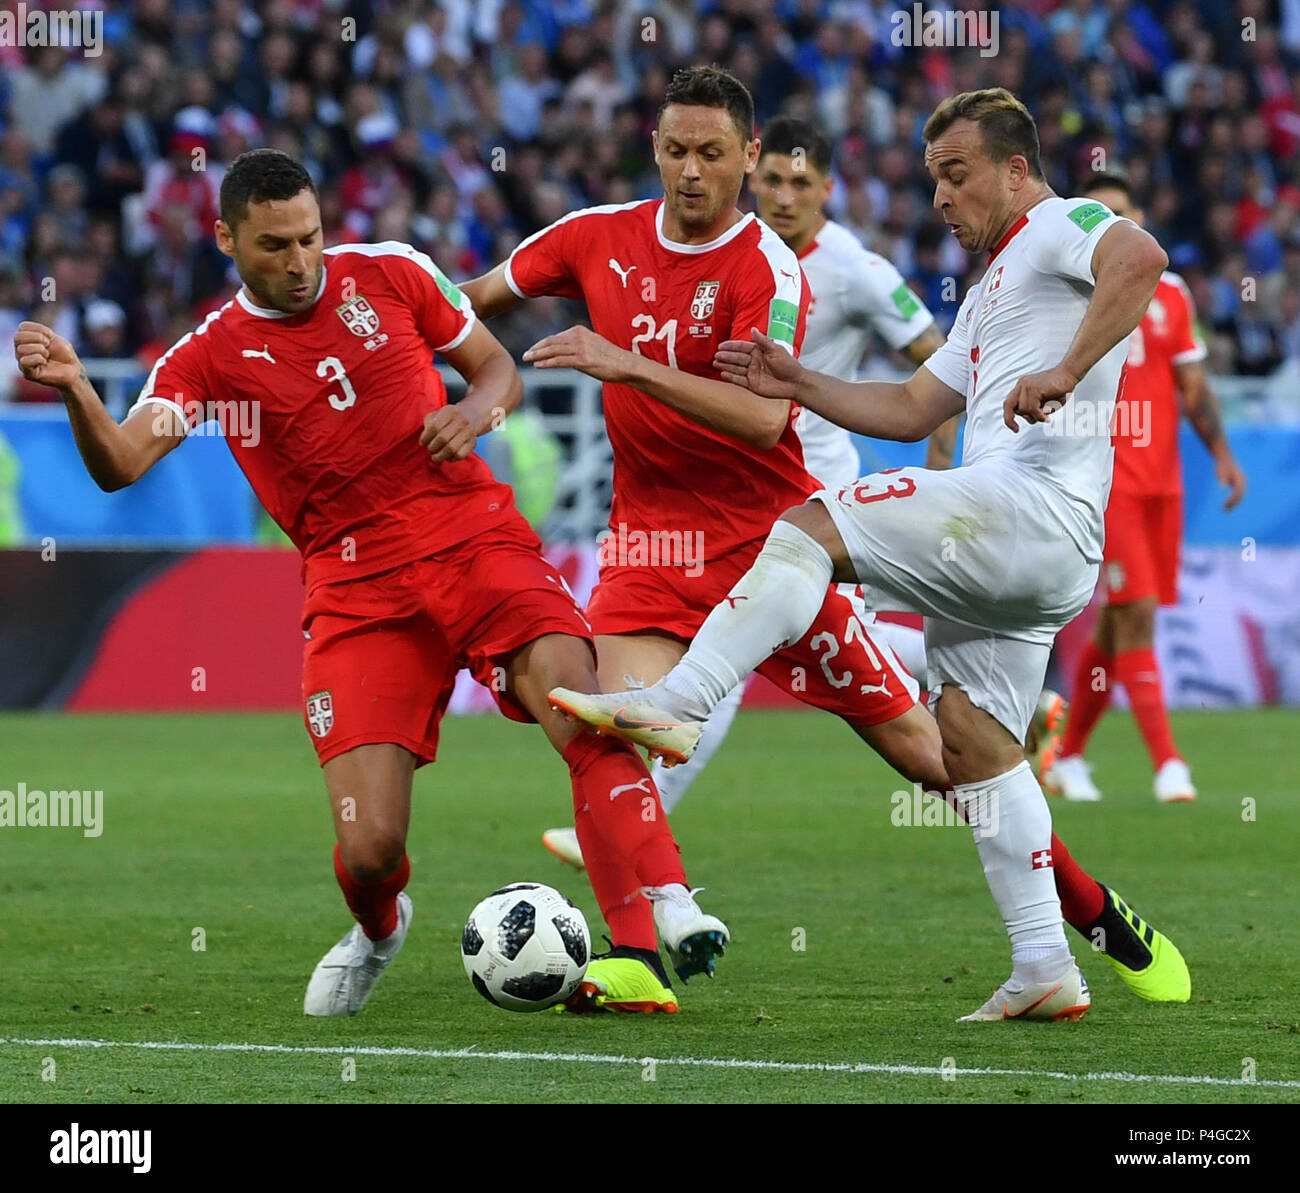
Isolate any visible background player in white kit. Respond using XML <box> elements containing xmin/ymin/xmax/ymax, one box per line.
<box><xmin>541</xmin><ymin>116</ymin><xmax>946</xmax><ymax>868</ymax></box>
<box><xmin>553</xmin><ymin>89</ymin><xmax>1172</xmax><ymax>1021</ymax></box>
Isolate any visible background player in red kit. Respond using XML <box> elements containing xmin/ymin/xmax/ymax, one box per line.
<box><xmin>11</xmin><ymin>148</ymin><xmax>725</xmax><ymax>1017</ymax></box>
<box><xmin>1047</xmin><ymin>174</ymin><xmax>1248</xmax><ymax>804</ymax></box>
<box><xmin>465</xmin><ymin>68</ymin><xmax>1190</xmax><ymax>1008</ymax></box>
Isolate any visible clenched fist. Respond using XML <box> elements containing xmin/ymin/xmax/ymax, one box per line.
<box><xmin>13</xmin><ymin>321</ymin><xmax>84</xmax><ymax>391</ymax></box>
<box><xmin>420</xmin><ymin>405</ymin><xmax>477</xmax><ymax>462</ymax></box>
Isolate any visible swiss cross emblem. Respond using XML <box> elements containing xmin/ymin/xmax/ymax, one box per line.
<box><xmin>336</xmin><ymin>296</ymin><xmax>381</xmax><ymax>337</ymax></box>
<box><xmin>1031</xmin><ymin>849</ymin><xmax>1053</xmax><ymax>870</ymax></box>
<box><xmin>306</xmin><ymin>690</ymin><xmax>334</xmax><ymax>737</ymax></box>
<box><xmin>987</xmin><ymin>265</ymin><xmax>1004</xmax><ymax>292</ymax></box>
<box><xmin>691</xmin><ymin>280</ymin><xmax>720</xmax><ymax>320</ymax></box>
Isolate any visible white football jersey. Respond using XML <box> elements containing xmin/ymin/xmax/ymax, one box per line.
<box><xmin>922</xmin><ymin>196</ymin><xmax>1134</xmax><ymax>564</ymax></box>
<box><xmin>794</xmin><ymin>219</ymin><xmax>935</xmax><ymax>486</ymax></box>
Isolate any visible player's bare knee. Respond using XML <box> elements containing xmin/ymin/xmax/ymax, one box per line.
<box><xmin>337</xmin><ymin>832</ymin><xmax>406</xmax><ymax>884</ymax></box>
<box><xmin>777</xmin><ymin>501</ymin><xmax>854</xmax><ymax>580</ymax></box>
<box><xmin>1113</xmin><ymin>598</ymin><xmax>1157</xmax><ymax>651</ymax></box>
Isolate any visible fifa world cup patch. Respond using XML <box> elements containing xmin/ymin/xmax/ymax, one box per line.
<box><xmin>691</xmin><ymin>280</ymin><xmax>720</xmax><ymax>320</ymax></box>
<box><xmin>1067</xmin><ymin>202</ymin><xmax>1112</xmax><ymax>233</ymax></box>
<box><xmin>336</xmin><ymin>296</ymin><xmax>381</xmax><ymax>337</ymax></box>
<box><xmin>306</xmin><ymin>690</ymin><xmax>335</xmax><ymax>737</ymax></box>
<box><xmin>891</xmin><ymin>282</ymin><xmax>921</xmax><ymax>318</ymax></box>
<box><xmin>767</xmin><ymin>297</ymin><xmax>798</xmax><ymax>345</ymax></box>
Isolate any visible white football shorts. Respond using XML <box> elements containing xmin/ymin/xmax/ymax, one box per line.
<box><xmin>811</xmin><ymin>460</ymin><xmax>1098</xmax><ymax>740</ymax></box>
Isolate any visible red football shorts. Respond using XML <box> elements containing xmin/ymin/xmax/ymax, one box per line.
<box><xmin>1102</xmin><ymin>490</ymin><xmax>1182</xmax><ymax>606</ymax></box>
<box><xmin>587</xmin><ymin>547</ymin><xmax>918</xmax><ymax>728</ymax></box>
<box><xmin>300</xmin><ymin>518</ymin><xmax>593</xmax><ymax>767</ymax></box>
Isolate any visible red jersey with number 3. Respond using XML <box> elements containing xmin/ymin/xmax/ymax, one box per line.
<box><xmin>1112</xmin><ymin>270</ymin><xmax>1206</xmax><ymax>499</ymax></box>
<box><xmin>506</xmin><ymin>198</ymin><xmax>815</xmax><ymax>562</ymax></box>
<box><xmin>129</xmin><ymin>242</ymin><xmax>519</xmax><ymax>588</ymax></box>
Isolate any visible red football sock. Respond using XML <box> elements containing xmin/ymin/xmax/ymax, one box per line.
<box><xmin>564</xmin><ymin>733</ymin><xmax>686</xmax><ymax>950</ymax></box>
<box><xmin>332</xmin><ymin>844</ymin><xmax>409</xmax><ymax>941</ymax></box>
<box><xmin>563</xmin><ymin>733</ymin><xmax>685</xmax><ymax>886</ymax></box>
<box><xmin>1049</xmin><ymin>832</ymin><xmax>1105</xmax><ymax>926</ymax></box>
<box><xmin>1060</xmin><ymin>639</ymin><xmax>1113</xmax><ymax>758</ymax></box>
<box><xmin>1113</xmin><ymin>647</ymin><xmax>1179</xmax><ymax>769</ymax></box>
<box><xmin>574</xmin><ymin>804</ymin><xmax>657</xmax><ymax>951</ymax></box>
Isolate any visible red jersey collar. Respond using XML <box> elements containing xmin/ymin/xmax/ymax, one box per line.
<box><xmin>795</xmin><ymin>236</ymin><xmax>819</xmax><ymax>260</ymax></box>
<box><xmin>988</xmin><ymin>213</ymin><xmax>1029</xmax><ymax>262</ymax></box>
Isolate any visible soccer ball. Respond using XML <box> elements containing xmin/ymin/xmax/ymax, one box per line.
<box><xmin>461</xmin><ymin>882</ymin><xmax>590</xmax><ymax>1012</ymax></box>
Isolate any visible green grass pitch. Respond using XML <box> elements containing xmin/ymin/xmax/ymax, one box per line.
<box><xmin>1</xmin><ymin>707</ymin><xmax>1297</xmax><ymax>1104</ymax></box>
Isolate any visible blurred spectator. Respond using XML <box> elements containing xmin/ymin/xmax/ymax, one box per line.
<box><xmin>0</xmin><ymin>0</ymin><xmax>1293</xmax><ymax>398</ymax></box>
<box><xmin>7</xmin><ymin>46</ymin><xmax>106</xmax><ymax>157</ymax></box>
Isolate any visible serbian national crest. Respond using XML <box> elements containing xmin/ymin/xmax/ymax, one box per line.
<box><xmin>306</xmin><ymin>689</ymin><xmax>334</xmax><ymax>737</ymax></box>
<box><xmin>336</xmin><ymin>295</ymin><xmax>381</xmax><ymax>337</ymax></box>
<box><xmin>691</xmin><ymin>280</ymin><xmax>720</xmax><ymax>320</ymax></box>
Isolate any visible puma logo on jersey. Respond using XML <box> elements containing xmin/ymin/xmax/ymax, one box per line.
<box><xmin>608</xmin><ymin>258</ymin><xmax>637</xmax><ymax>287</ymax></box>
<box><xmin>242</xmin><ymin>345</ymin><xmax>276</xmax><ymax>363</ymax></box>
<box><xmin>609</xmin><ymin>776</ymin><xmax>653</xmax><ymax>801</ymax></box>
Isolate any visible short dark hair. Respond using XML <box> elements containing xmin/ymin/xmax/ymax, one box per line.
<box><xmin>1080</xmin><ymin>170</ymin><xmax>1132</xmax><ymax>202</ymax></box>
<box><xmin>758</xmin><ymin>115</ymin><xmax>832</xmax><ymax>176</ymax></box>
<box><xmin>219</xmin><ymin>148</ymin><xmax>318</xmax><ymax>229</ymax></box>
<box><xmin>657</xmin><ymin>64</ymin><xmax>754</xmax><ymax>145</ymax></box>
<box><xmin>923</xmin><ymin>88</ymin><xmax>1043</xmax><ymax>179</ymax></box>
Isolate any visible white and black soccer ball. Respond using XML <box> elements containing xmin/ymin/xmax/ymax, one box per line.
<box><xmin>461</xmin><ymin>883</ymin><xmax>590</xmax><ymax>1012</ymax></box>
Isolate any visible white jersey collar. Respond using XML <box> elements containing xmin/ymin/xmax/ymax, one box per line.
<box><xmin>236</xmin><ymin>266</ymin><xmax>329</xmax><ymax>318</ymax></box>
<box><xmin>655</xmin><ymin>201</ymin><xmax>754</xmax><ymax>254</ymax></box>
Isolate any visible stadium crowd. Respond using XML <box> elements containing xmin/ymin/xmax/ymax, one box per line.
<box><xmin>1</xmin><ymin>0</ymin><xmax>1298</xmax><ymax>402</ymax></box>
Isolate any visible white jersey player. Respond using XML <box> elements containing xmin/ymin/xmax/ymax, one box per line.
<box><xmin>551</xmin><ymin>89</ymin><xmax>1181</xmax><ymax>1021</ymax></box>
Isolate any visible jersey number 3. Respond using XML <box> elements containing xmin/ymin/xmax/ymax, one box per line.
<box><xmin>317</xmin><ymin>355</ymin><xmax>358</xmax><ymax>411</ymax></box>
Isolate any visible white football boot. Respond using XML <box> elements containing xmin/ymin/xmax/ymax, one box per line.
<box><xmin>1153</xmin><ymin>758</ymin><xmax>1197</xmax><ymax>803</ymax></box>
<box><xmin>542</xmin><ymin>826</ymin><xmax>585</xmax><ymax>871</ymax></box>
<box><xmin>643</xmin><ymin>883</ymin><xmax>729</xmax><ymax>982</ymax></box>
<box><xmin>304</xmin><ymin>892</ymin><xmax>412</xmax><ymax>1016</ymax></box>
<box><xmin>960</xmin><ymin>956</ymin><xmax>1090</xmax><ymax>1022</ymax></box>
<box><xmin>547</xmin><ymin>686</ymin><xmax>702</xmax><ymax>766</ymax></box>
<box><xmin>1043</xmin><ymin>754</ymin><xmax>1103</xmax><ymax>802</ymax></box>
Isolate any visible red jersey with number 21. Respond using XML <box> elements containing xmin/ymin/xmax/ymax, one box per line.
<box><xmin>506</xmin><ymin>199</ymin><xmax>815</xmax><ymax>562</ymax></box>
<box><xmin>129</xmin><ymin>242</ymin><xmax>519</xmax><ymax>588</ymax></box>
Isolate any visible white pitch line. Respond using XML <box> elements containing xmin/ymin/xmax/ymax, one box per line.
<box><xmin>2</xmin><ymin>1037</ymin><xmax>1297</xmax><ymax>1089</ymax></box>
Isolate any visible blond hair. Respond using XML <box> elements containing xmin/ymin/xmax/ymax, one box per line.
<box><xmin>923</xmin><ymin>88</ymin><xmax>1043</xmax><ymax>178</ymax></box>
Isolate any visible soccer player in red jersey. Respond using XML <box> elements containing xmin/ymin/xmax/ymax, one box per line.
<box><xmin>1047</xmin><ymin>173</ymin><xmax>1247</xmax><ymax>804</ymax></box>
<box><xmin>465</xmin><ymin>68</ymin><xmax>1189</xmax><ymax>1009</ymax></box>
<box><xmin>11</xmin><ymin>149</ymin><xmax>724</xmax><ymax>1017</ymax></box>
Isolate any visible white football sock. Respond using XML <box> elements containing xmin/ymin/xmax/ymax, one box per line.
<box><xmin>650</xmin><ymin>683</ymin><xmax>745</xmax><ymax>815</ymax></box>
<box><xmin>954</xmin><ymin>759</ymin><xmax>1068</xmax><ymax>962</ymax></box>
<box><xmin>659</xmin><ymin>520</ymin><xmax>833</xmax><ymax>716</ymax></box>
<box><xmin>870</xmin><ymin>620</ymin><xmax>927</xmax><ymax>683</ymax></box>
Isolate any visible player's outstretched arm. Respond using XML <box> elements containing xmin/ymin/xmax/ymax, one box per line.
<box><xmin>899</xmin><ymin>323</ymin><xmax>960</xmax><ymax>469</ymax></box>
<box><xmin>421</xmin><ymin>322</ymin><xmax>523</xmax><ymax>463</ymax></box>
<box><xmin>1175</xmin><ymin>360</ymin><xmax>1247</xmax><ymax>509</ymax></box>
<box><xmin>1004</xmin><ymin>223</ymin><xmax>1168</xmax><ymax>430</ymax></box>
<box><xmin>525</xmin><ymin>325</ymin><xmax>791</xmax><ymax>449</ymax></box>
<box><xmin>460</xmin><ymin>263</ymin><xmax>524</xmax><ymax>321</ymax></box>
<box><xmin>715</xmin><ymin>328</ymin><xmax>965</xmax><ymax>442</ymax></box>
<box><xmin>12</xmin><ymin>321</ymin><xmax>184</xmax><ymax>491</ymax></box>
